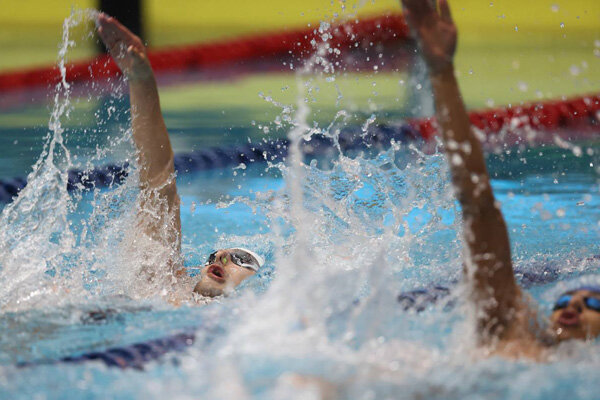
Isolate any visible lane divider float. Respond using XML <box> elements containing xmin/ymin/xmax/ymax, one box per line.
<box><xmin>0</xmin><ymin>92</ymin><xmax>598</xmax><ymax>203</ymax></box>
<box><xmin>0</xmin><ymin>14</ymin><xmax>409</xmax><ymax>92</ymax></box>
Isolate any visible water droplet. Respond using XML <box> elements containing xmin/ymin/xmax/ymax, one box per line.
<box><xmin>517</xmin><ymin>81</ymin><xmax>528</xmax><ymax>92</ymax></box>
<box><xmin>569</xmin><ymin>65</ymin><xmax>581</xmax><ymax>76</ymax></box>
<box><xmin>560</xmin><ymin>22</ymin><xmax>565</xmax><ymax>28</ymax></box>
<box><xmin>451</xmin><ymin>154</ymin><xmax>463</xmax><ymax>166</ymax></box>
<box><xmin>514</xmin><ymin>25</ymin><xmax>519</xmax><ymax>32</ymax></box>
<box><xmin>551</xmin><ymin>4</ymin><xmax>559</xmax><ymax>12</ymax></box>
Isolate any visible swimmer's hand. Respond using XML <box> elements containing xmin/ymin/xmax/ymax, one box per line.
<box><xmin>97</xmin><ymin>14</ymin><xmax>153</xmax><ymax>82</ymax></box>
<box><xmin>401</xmin><ymin>0</ymin><xmax>457</xmax><ymax>74</ymax></box>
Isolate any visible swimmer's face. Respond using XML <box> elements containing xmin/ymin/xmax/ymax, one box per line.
<box><xmin>550</xmin><ymin>290</ymin><xmax>600</xmax><ymax>341</ymax></box>
<box><xmin>193</xmin><ymin>249</ymin><xmax>256</xmax><ymax>297</ymax></box>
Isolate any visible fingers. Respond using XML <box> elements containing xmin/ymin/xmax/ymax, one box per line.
<box><xmin>105</xmin><ymin>16</ymin><xmax>136</xmax><ymax>41</ymax></box>
<box><xmin>439</xmin><ymin>0</ymin><xmax>453</xmax><ymax>23</ymax></box>
<box><xmin>97</xmin><ymin>14</ymin><xmax>148</xmax><ymax>70</ymax></box>
<box><xmin>97</xmin><ymin>16</ymin><xmax>122</xmax><ymax>50</ymax></box>
<box><xmin>401</xmin><ymin>0</ymin><xmax>452</xmax><ymax>19</ymax></box>
<box><xmin>97</xmin><ymin>14</ymin><xmax>140</xmax><ymax>49</ymax></box>
<box><xmin>401</xmin><ymin>0</ymin><xmax>434</xmax><ymax>19</ymax></box>
<box><xmin>400</xmin><ymin>2</ymin><xmax>415</xmax><ymax>28</ymax></box>
<box><xmin>97</xmin><ymin>26</ymin><xmax>115</xmax><ymax>49</ymax></box>
<box><xmin>127</xmin><ymin>45</ymin><xmax>145</xmax><ymax>63</ymax></box>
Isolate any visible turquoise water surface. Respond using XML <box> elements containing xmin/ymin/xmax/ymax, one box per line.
<box><xmin>0</xmin><ymin>93</ymin><xmax>599</xmax><ymax>397</ymax></box>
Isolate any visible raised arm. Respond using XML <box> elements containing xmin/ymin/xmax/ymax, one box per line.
<box><xmin>401</xmin><ymin>0</ymin><xmax>521</xmax><ymax>341</ymax></box>
<box><xmin>97</xmin><ymin>15</ymin><xmax>181</xmax><ymax>256</ymax></box>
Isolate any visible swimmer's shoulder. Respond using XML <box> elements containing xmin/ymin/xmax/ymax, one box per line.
<box><xmin>489</xmin><ymin>337</ymin><xmax>550</xmax><ymax>361</ymax></box>
<box><xmin>487</xmin><ymin>295</ymin><xmax>556</xmax><ymax>361</ymax></box>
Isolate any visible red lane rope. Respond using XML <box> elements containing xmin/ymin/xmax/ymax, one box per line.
<box><xmin>0</xmin><ymin>14</ymin><xmax>409</xmax><ymax>92</ymax></box>
<box><xmin>411</xmin><ymin>93</ymin><xmax>600</xmax><ymax>140</ymax></box>
<box><xmin>1</xmin><ymin>12</ymin><xmax>597</xmax><ymax>139</ymax></box>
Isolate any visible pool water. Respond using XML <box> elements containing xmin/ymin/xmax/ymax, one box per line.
<box><xmin>1</xmin><ymin>10</ymin><xmax>600</xmax><ymax>400</ymax></box>
<box><xmin>0</xmin><ymin>120</ymin><xmax>598</xmax><ymax>398</ymax></box>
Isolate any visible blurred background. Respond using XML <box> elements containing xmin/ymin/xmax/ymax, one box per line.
<box><xmin>1</xmin><ymin>0</ymin><xmax>598</xmax><ymax>103</ymax></box>
<box><xmin>0</xmin><ymin>0</ymin><xmax>599</xmax><ymax>178</ymax></box>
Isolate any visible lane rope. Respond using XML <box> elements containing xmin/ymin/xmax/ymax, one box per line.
<box><xmin>0</xmin><ymin>14</ymin><xmax>409</xmax><ymax>92</ymax></box>
<box><xmin>2</xmin><ymin>13</ymin><xmax>599</xmax><ymax>370</ymax></box>
<box><xmin>18</xmin><ymin>255</ymin><xmax>599</xmax><ymax>370</ymax></box>
<box><xmin>1</xmin><ymin>92</ymin><xmax>598</xmax><ymax>203</ymax></box>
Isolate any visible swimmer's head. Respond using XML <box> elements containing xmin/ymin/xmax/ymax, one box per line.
<box><xmin>193</xmin><ymin>248</ymin><xmax>264</xmax><ymax>297</ymax></box>
<box><xmin>550</xmin><ymin>286</ymin><xmax>600</xmax><ymax>341</ymax></box>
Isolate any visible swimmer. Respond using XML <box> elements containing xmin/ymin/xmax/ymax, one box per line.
<box><xmin>401</xmin><ymin>0</ymin><xmax>600</xmax><ymax>359</ymax></box>
<box><xmin>96</xmin><ymin>15</ymin><xmax>264</xmax><ymax>298</ymax></box>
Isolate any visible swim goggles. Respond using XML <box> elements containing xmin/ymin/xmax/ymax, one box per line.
<box><xmin>553</xmin><ymin>294</ymin><xmax>600</xmax><ymax>312</ymax></box>
<box><xmin>205</xmin><ymin>248</ymin><xmax>264</xmax><ymax>272</ymax></box>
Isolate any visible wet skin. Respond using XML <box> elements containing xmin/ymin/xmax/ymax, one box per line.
<box><xmin>98</xmin><ymin>16</ymin><xmax>260</xmax><ymax>300</ymax></box>
<box><xmin>550</xmin><ymin>290</ymin><xmax>600</xmax><ymax>341</ymax></box>
<box><xmin>193</xmin><ymin>249</ymin><xmax>256</xmax><ymax>297</ymax></box>
<box><xmin>399</xmin><ymin>0</ymin><xmax>600</xmax><ymax>357</ymax></box>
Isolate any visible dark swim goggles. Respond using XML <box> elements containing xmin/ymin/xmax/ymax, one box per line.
<box><xmin>553</xmin><ymin>294</ymin><xmax>600</xmax><ymax>312</ymax></box>
<box><xmin>205</xmin><ymin>248</ymin><xmax>262</xmax><ymax>272</ymax></box>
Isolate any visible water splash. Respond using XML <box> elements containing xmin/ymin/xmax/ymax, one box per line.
<box><xmin>209</xmin><ymin>14</ymin><xmax>466</xmax><ymax>398</ymax></box>
<box><xmin>0</xmin><ymin>6</ymin><xmax>598</xmax><ymax>400</ymax></box>
<box><xmin>0</xmin><ymin>10</ymin><xmax>99</xmax><ymax>309</ymax></box>
<box><xmin>0</xmin><ymin>9</ymin><xmax>181</xmax><ymax>310</ymax></box>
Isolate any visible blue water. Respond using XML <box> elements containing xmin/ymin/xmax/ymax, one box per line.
<box><xmin>0</xmin><ymin>105</ymin><xmax>598</xmax><ymax>398</ymax></box>
<box><xmin>0</xmin><ymin>25</ymin><xmax>599</xmax><ymax>395</ymax></box>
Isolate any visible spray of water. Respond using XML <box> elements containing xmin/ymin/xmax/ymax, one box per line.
<box><xmin>0</xmin><ymin>10</ymin><xmax>98</xmax><ymax>309</ymax></box>
<box><xmin>0</xmin><ymin>9</ymin><xmax>182</xmax><ymax>311</ymax></box>
<box><xmin>183</xmin><ymin>15</ymin><xmax>473</xmax><ymax>399</ymax></box>
<box><xmin>1</xmin><ymin>6</ymin><xmax>598</xmax><ymax>400</ymax></box>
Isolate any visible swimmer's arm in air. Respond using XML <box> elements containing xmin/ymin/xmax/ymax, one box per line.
<box><xmin>401</xmin><ymin>0</ymin><xmax>523</xmax><ymax>341</ymax></box>
<box><xmin>97</xmin><ymin>15</ymin><xmax>182</xmax><ymax>257</ymax></box>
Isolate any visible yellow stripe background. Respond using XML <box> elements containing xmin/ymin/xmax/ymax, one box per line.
<box><xmin>0</xmin><ymin>0</ymin><xmax>598</xmax><ymax>70</ymax></box>
<box><xmin>0</xmin><ymin>0</ymin><xmax>598</xmax><ymax>119</ymax></box>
